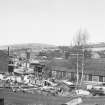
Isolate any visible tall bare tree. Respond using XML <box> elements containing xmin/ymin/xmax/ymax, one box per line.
<box><xmin>71</xmin><ymin>29</ymin><xmax>91</xmax><ymax>84</ymax></box>
<box><xmin>73</xmin><ymin>29</ymin><xmax>89</xmax><ymax>48</ymax></box>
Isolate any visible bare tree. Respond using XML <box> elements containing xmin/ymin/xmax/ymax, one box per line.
<box><xmin>73</xmin><ymin>29</ymin><xmax>89</xmax><ymax>47</ymax></box>
<box><xmin>72</xmin><ymin>29</ymin><xmax>91</xmax><ymax>58</ymax></box>
<box><xmin>71</xmin><ymin>29</ymin><xmax>90</xmax><ymax>84</ymax></box>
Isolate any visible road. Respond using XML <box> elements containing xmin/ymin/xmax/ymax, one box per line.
<box><xmin>0</xmin><ymin>88</ymin><xmax>105</xmax><ymax>105</ymax></box>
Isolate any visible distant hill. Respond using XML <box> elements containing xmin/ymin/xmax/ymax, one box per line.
<box><xmin>0</xmin><ymin>43</ymin><xmax>57</xmax><ymax>51</ymax></box>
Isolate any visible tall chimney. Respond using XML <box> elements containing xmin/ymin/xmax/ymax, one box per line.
<box><xmin>8</xmin><ymin>46</ymin><xmax>9</xmax><ymax>56</ymax></box>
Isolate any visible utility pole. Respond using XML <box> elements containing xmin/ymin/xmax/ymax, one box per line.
<box><xmin>76</xmin><ymin>53</ymin><xmax>79</xmax><ymax>85</ymax></box>
<box><xmin>25</xmin><ymin>48</ymin><xmax>30</xmax><ymax>72</ymax></box>
<box><xmin>70</xmin><ymin>53</ymin><xmax>83</xmax><ymax>86</ymax></box>
<box><xmin>80</xmin><ymin>48</ymin><xmax>85</xmax><ymax>84</ymax></box>
<box><xmin>25</xmin><ymin>49</ymin><xmax>28</xmax><ymax>71</ymax></box>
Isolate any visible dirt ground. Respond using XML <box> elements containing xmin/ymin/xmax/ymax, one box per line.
<box><xmin>1</xmin><ymin>88</ymin><xmax>105</xmax><ymax>105</ymax></box>
<box><xmin>0</xmin><ymin>88</ymin><xmax>71</xmax><ymax>105</ymax></box>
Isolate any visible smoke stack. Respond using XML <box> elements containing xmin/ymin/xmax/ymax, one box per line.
<box><xmin>8</xmin><ymin>46</ymin><xmax>9</xmax><ymax>56</ymax></box>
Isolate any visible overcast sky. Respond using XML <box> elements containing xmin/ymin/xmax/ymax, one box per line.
<box><xmin>0</xmin><ymin>0</ymin><xmax>105</xmax><ymax>46</ymax></box>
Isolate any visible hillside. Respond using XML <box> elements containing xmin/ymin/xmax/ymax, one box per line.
<box><xmin>0</xmin><ymin>43</ymin><xmax>57</xmax><ymax>52</ymax></box>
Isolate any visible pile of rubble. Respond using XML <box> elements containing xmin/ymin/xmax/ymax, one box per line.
<box><xmin>0</xmin><ymin>73</ymin><xmax>102</xmax><ymax>98</ymax></box>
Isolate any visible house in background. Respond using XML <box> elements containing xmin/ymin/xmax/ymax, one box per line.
<box><xmin>87</xmin><ymin>42</ymin><xmax>105</xmax><ymax>52</ymax></box>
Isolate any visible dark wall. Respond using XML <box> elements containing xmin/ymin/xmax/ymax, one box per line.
<box><xmin>0</xmin><ymin>98</ymin><xmax>4</xmax><ymax>105</ymax></box>
<box><xmin>0</xmin><ymin>51</ymin><xmax>8</xmax><ymax>73</ymax></box>
<box><xmin>8</xmin><ymin>65</ymin><xmax>14</xmax><ymax>73</ymax></box>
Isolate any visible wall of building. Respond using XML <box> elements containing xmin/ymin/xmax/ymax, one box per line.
<box><xmin>0</xmin><ymin>51</ymin><xmax>8</xmax><ymax>73</ymax></box>
<box><xmin>52</xmin><ymin>70</ymin><xmax>105</xmax><ymax>82</ymax></box>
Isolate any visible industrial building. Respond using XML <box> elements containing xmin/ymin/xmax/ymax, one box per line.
<box><xmin>48</xmin><ymin>58</ymin><xmax>105</xmax><ymax>82</ymax></box>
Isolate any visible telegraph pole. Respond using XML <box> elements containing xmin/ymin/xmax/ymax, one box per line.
<box><xmin>25</xmin><ymin>48</ymin><xmax>30</xmax><ymax>71</ymax></box>
<box><xmin>80</xmin><ymin>48</ymin><xmax>85</xmax><ymax>84</ymax></box>
<box><xmin>25</xmin><ymin>49</ymin><xmax>28</xmax><ymax>71</ymax></box>
<box><xmin>76</xmin><ymin>53</ymin><xmax>79</xmax><ymax>85</ymax></box>
<box><xmin>70</xmin><ymin>53</ymin><xmax>82</xmax><ymax>86</ymax></box>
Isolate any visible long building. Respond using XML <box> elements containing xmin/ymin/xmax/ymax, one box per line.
<box><xmin>47</xmin><ymin>58</ymin><xmax>105</xmax><ymax>82</ymax></box>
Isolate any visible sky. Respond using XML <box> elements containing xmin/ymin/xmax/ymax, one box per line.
<box><xmin>0</xmin><ymin>0</ymin><xmax>105</xmax><ymax>46</ymax></box>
